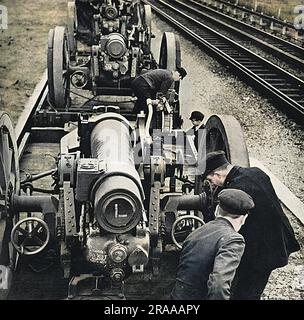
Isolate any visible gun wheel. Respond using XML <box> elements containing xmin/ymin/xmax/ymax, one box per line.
<box><xmin>159</xmin><ymin>32</ymin><xmax>182</xmax><ymax>128</ymax></box>
<box><xmin>47</xmin><ymin>26</ymin><xmax>71</xmax><ymax>109</ymax></box>
<box><xmin>0</xmin><ymin>112</ymin><xmax>20</xmax><ymax>299</ymax></box>
<box><xmin>195</xmin><ymin>114</ymin><xmax>249</xmax><ymax>214</ymax></box>
<box><xmin>202</xmin><ymin>114</ymin><xmax>250</xmax><ymax>167</ymax></box>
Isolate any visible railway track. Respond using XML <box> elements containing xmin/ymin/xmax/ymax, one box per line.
<box><xmin>173</xmin><ymin>0</ymin><xmax>304</xmax><ymax>70</ymax></box>
<box><xmin>145</xmin><ymin>0</ymin><xmax>304</xmax><ymax>122</ymax></box>
<box><xmin>200</xmin><ymin>0</ymin><xmax>303</xmax><ymax>35</ymax></box>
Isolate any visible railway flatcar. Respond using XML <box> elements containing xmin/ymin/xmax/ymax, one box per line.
<box><xmin>0</xmin><ymin>0</ymin><xmax>249</xmax><ymax>300</ymax></box>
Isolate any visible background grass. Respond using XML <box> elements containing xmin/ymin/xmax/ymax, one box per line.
<box><xmin>237</xmin><ymin>0</ymin><xmax>304</xmax><ymax>22</ymax></box>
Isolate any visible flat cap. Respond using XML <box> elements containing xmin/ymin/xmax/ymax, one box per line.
<box><xmin>189</xmin><ymin>111</ymin><xmax>204</xmax><ymax>121</ymax></box>
<box><xmin>218</xmin><ymin>189</ymin><xmax>255</xmax><ymax>215</ymax></box>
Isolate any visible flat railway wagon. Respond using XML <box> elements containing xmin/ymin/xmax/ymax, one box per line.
<box><xmin>0</xmin><ymin>0</ymin><xmax>250</xmax><ymax>299</ymax></box>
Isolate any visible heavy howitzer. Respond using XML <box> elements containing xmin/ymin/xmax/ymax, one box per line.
<box><xmin>0</xmin><ymin>105</ymin><xmax>249</xmax><ymax>299</ymax></box>
<box><xmin>48</xmin><ymin>0</ymin><xmax>155</xmax><ymax>109</ymax></box>
<box><xmin>0</xmin><ymin>111</ymin><xmax>203</xmax><ymax>298</ymax></box>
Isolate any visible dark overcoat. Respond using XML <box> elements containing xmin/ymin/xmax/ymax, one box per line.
<box><xmin>224</xmin><ymin>166</ymin><xmax>300</xmax><ymax>270</ymax></box>
<box><xmin>171</xmin><ymin>217</ymin><xmax>245</xmax><ymax>300</ymax></box>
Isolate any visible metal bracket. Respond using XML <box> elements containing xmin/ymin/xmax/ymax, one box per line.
<box><xmin>151</xmin><ymin>238</ymin><xmax>162</xmax><ymax>276</ymax></box>
<box><xmin>59</xmin><ymin>154</ymin><xmax>77</xmax><ymax>187</ymax></box>
<box><xmin>63</xmin><ymin>181</ymin><xmax>77</xmax><ymax>247</ymax></box>
<box><xmin>75</xmin><ymin>158</ymin><xmax>106</xmax><ymax>201</ymax></box>
<box><xmin>132</xmin><ymin>264</ymin><xmax>144</xmax><ymax>273</ymax></box>
<box><xmin>131</xmin><ymin>47</ymin><xmax>140</xmax><ymax>78</ymax></box>
<box><xmin>151</xmin><ymin>156</ymin><xmax>165</xmax><ymax>186</ymax></box>
<box><xmin>67</xmin><ymin>274</ymin><xmax>126</xmax><ymax>300</ymax></box>
<box><xmin>149</xmin><ymin>181</ymin><xmax>161</xmax><ymax>247</ymax></box>
<box><xmin>68</xmin><ymin>274</ymin><xmax>95</xmax><ymax>299</ymax></box>
<box><xmin>92</xmin><ymin>105</ymin><xmax>120</xmax><ymax>114</ymax></box>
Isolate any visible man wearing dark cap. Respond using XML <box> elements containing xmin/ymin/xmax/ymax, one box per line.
<box><xmin>201</xmin><ymin>150</ymin><xmax>300</xmax><ymax>300</ymax></box>
<box><xmin>186</xmin><ymin>111</ymin><xmax>205</xmax><ymax>150</ymax></box>
<box><xmin>171</xmin><ymin>189</ymin><xmax>254</xmax><ymax>300</ymax></box>
<box><xmin>131</xmin><ymin>67</ymin><xmax>187</xmax><ymax>114</ymax></box>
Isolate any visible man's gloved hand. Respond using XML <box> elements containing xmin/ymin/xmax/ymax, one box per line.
<box><xmin>146</xmin><ymin>98</ymin><xmax>153</xmax><ymax>107</ymax></box>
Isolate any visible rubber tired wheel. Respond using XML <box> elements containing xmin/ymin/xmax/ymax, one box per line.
<box><xmin>159</xmin><ymin>32</ymin><xmax>181</xmax><ymax>74</ymax></box>
<box><xmin>48</xmin><ymin>26</ymin><xmax>71</xmax><ymax>109</ymax></box>
<box><xmin>202</xmin><ymin>114</ymin><xmax>250</xmax><ymax>167</ymax></box>
<box><xmin>195</xmin><ymin>114</ymin><xmax>249</xmax><ymax>192</ymax></box>
<box><xmin>0</xmin><ymin>112</ymin><xmax>20</xmax><ymax>299</ymax></box>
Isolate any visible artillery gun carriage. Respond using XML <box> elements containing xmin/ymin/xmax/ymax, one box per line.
<box><xmin>0</xmin><ymin>0</ymin><xmax>249</xmax><ymax>300</ymax></box>
<box><xmin>48</xmin><ymin>0</ymin><xmax>160</xmax><ymax>106</ymax></box>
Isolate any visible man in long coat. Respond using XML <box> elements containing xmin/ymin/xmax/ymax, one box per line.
<box><xmin>203</xmin><ymin>151</ymin><xmax>300</xmax><ymax>300</ymax></box>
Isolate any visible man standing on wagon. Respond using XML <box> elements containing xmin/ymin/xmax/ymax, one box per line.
<box><xmin>131</xmin><ymin>67</ymin><xmax>187</xmax><ymax>114</ymax></box>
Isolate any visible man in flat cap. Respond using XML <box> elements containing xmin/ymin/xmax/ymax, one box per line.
<box><xmin>131</xmin><ymin>67</ymin><xmax>187</xmax><ymax>114</ymax></box>
<box><xmin>186</xmin><ymin>111</ymin><xmax>205</xmax><ymax>150</ymax></box>
<box><xmin>171</xmin><ymin>189</ymin><xmax>254</xmax><ymax>300</ymax></box>
<box><xmin>201</xmin><ymin>150</ymin><xmax>300</xmax><ymax>300</ymax></box>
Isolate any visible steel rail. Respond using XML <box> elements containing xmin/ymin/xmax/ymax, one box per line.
<box><xmin>144</xmin><ymin>0</ymin><xmax>304</xmax><ymax>122</ymax></box>
<box><xmin>173</xmin><ymin>0</ymin><xmax>304</xmax><ymax>69</ymax></box>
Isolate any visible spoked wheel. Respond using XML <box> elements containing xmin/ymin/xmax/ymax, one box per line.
<box><xmin>142</xmin><ymin>4</ymin><xmax>152</xmax><ymax>55</ymax></box>
<box><xmin>0</xmin><ymin>112</ymin><xmax>20</xmax><ymax>299</ymax></box>
<box><xmin>48</xmin><ymin>26</ymin><xmax>71</xmax><ymax>109</ymax></box>
<box><xmin>159</xmin><ymin>32</ymin><xmax>182</xmax><ymax>128</ymax></box>
<box><xmin>67</xmin><ymin>1</ymin><xmax>77</xmax><ymax>58</ymax></box>
<box><xmin>11</xmin><ymin>217</ymin><xmax>50</xmax><ymax>256</ymax></box>
<box><xmin>195</xmin><ymin>114</ymin><xmax>249</xmax><ymax>211</ymax></box>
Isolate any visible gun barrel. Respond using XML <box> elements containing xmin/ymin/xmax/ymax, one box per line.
<box><xmin>90</xmin><ymin>114</ymin><xmax>144</xmax><ymax>233</ymax></box>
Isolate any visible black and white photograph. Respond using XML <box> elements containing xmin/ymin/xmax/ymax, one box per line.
<box><xmin>0</xmin><ymin>0</ymin><xmax>304</xmax><ymax>306</ymax></box>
